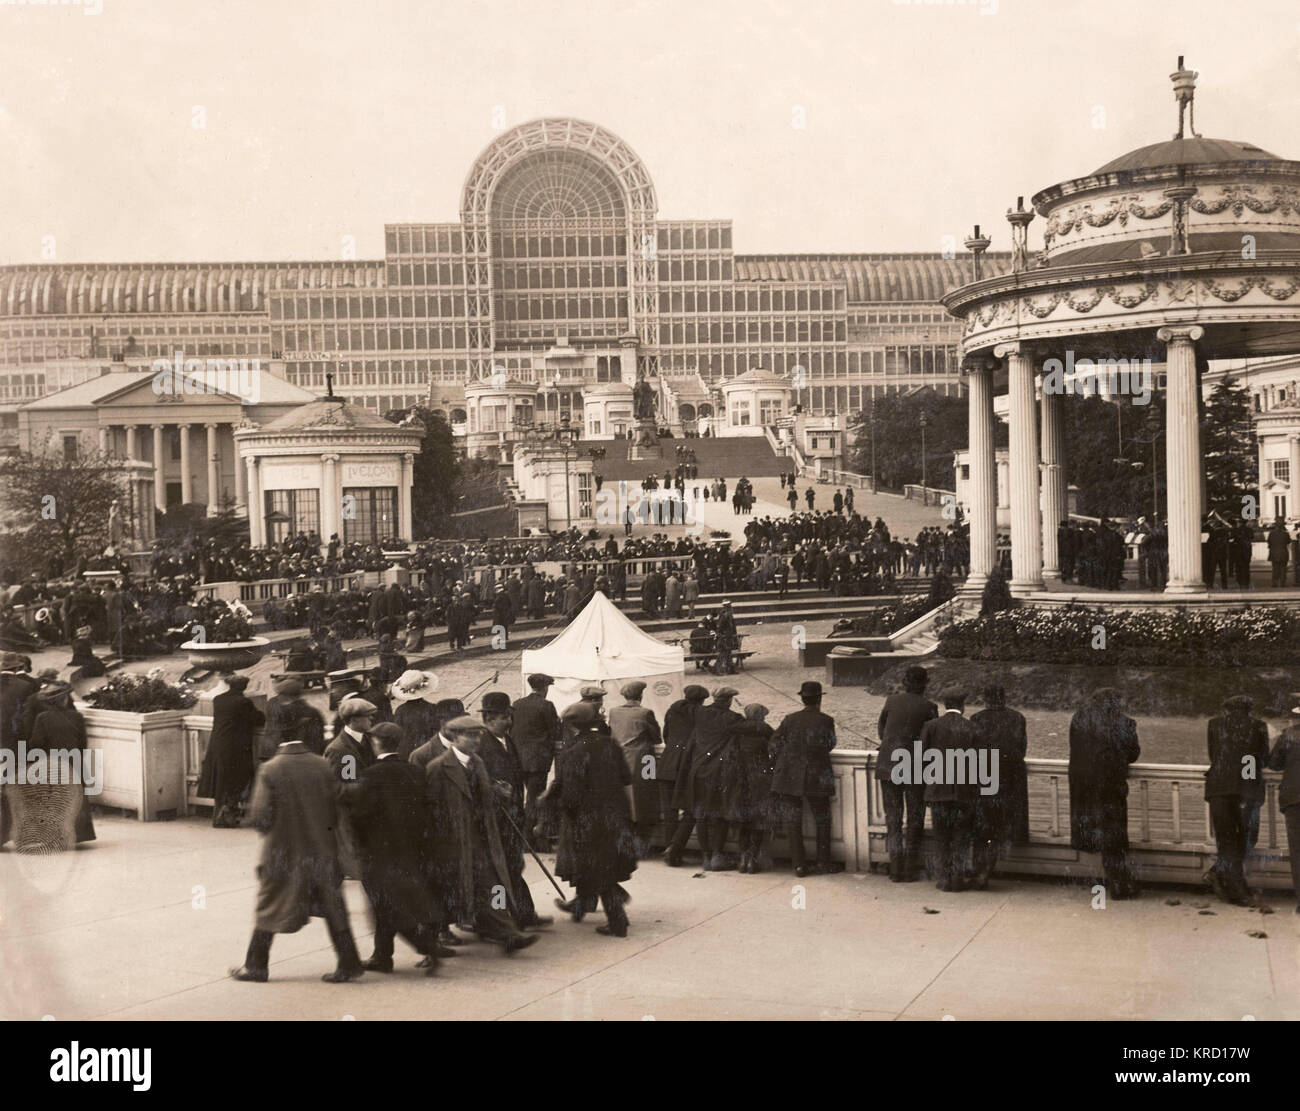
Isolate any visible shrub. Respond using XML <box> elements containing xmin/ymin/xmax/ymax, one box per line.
<box><xmin>83</xmin><ymin>673</ymin><xmax>197</xmax><ymax>712</ymax></box>
<box><xmin>939</xmin><ymin>604</ymin><xmax>1300</xmax><ymax>668</ymax></box>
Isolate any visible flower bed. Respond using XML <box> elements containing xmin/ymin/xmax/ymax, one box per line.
<box><xmin>939</xmin><ymin>605</ymin><xmax>1300</xmax><ymax>668</ymax></box>
<box><xmin>83</xmin><ymin>672</ymin><xmax>198</xmax><ymax>712</ymax></box>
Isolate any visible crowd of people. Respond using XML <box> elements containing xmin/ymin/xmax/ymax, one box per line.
<box><xmin>198</xmin><ymin>654</ymin><xmax>1300</xmax><ymax>982</ymax></box>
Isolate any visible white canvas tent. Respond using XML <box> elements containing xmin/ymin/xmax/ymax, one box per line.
<box><xmin>520</xmin><ymin>591</ymin><xmax>685</xmax><ymax>721</ymax></box>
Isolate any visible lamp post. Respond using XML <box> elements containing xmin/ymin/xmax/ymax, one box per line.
<box><xmin>556</xmin><ymin>412</ymin><xmax>579</xmax><ymax>531</ymax></box>
<box><xmin>919</xmin><ymin>412</ymin><xmax>929</xmax><ymax>505</ymax></box>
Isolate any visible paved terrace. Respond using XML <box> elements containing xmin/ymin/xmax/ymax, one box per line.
<box><xmin>2</xmin><ymin>813</ymin><xmax>1295</xmax><ymax>1021</ymax></box>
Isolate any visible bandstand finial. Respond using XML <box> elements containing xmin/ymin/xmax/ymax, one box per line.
<box><xmin>1170</xmin><ymin>56</ymin><xmax>1201</xmax><ymax>141</ymax></box>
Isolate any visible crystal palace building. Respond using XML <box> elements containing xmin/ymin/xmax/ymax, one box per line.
<box><xmin>0</xmin><ymin>118</ymin><xmax>1010</xmax><ymax>448</ymax></box>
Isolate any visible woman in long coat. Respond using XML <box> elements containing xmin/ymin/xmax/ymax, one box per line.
<box><xmin>551</xmin><ymin>702</ymin><xmax>637</xmax><ymax>937</ymax></box>
<box><xmin>9</xmin><ymin>682</ymin><xmax>95</xmax><ymax>851</ymax></box>
<box><xmin>723</xmin><ymin>704</ymin><xmax>775</xmax><ymax>873</ymax></box>
<box><xmin>197</xmin><ymin>675</ymin><xmax>265</xmax><ymax>827</ymax></box>
<box><xmin>1068</xmin><ymin>688</ymin><xmax>1140</xmax><ymax>898</ymax></box>
<box><xmin>969</xmin><ymin>683</ymin><xmax>1029</xmax><ymax>886</ymax></box>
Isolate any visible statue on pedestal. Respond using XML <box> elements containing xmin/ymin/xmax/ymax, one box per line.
<box><xmin>633</xmin><ymin>375</ymin><xmax>656</xmax><ymax>422</ymax></box>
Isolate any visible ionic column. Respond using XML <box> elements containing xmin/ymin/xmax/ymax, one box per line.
<box><xmin>179</xmin><ymin>423</ymin><xmax>192</xmax><ymax>504</ymax></box>
<box><xmin>205</xmin><ymin>423</ymin><xmax>220</xmax><ymax>515</ymax></box>
<box><xmin>99</xmin><ymin>427</ymin><xmax>109</xmax><ymax>455</ymax></box>
<box><xmin>965</xmin><ymin>359</ymin><xmax>997</xmax><ymax>590</ymax></box>
<box><xmin>152</xmin><ymin>425</ymin><xmax>166</xmax><ymax>512</ymax></box>
<box><xmin>399</xmin><ymin>452</ymin><xmax>414</xmax><ymax>541</ymax></box>
<box><xmin>1289</xmin><ymin>435</ymin><xmax>1300</xmax><ymax>523</ymax></box>
<box><xmin>245</xmin><ymin>455</ymin><xmax>262</xmax><ymax>546</ymax></box>
<box><xmin>999</xmin><ymin>342</ymin><xmax>1043</xmax><ymax>594</ymax></box>
<box><xmin>1040</xmin><ymin>381</ymin><xmax>1066</xmax><ymax>581</ymax></box>
<box><xmin>321</xmin><ymin>453</ymin><xmax>339</xmax><ymax>547</ymax></box>
<box><xmin>125</xmin><ymin>424</ymin><xmax>137</xmax><ymax>460</ymax></box>
<box><xmin>234</xmin><ymin>440</ymin><xmax>248</xmax><ymax>509</ymax></box>
<box><xmin>1158</xmin><ymin>325</ymin><xmax>1206</xmax><ymax>593</ymax></box>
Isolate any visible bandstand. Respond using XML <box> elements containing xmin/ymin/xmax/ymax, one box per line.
<box><xmin>944</xmin><ymin>60</ymin><xmax>1300</xmax><ymax>600</ymax></box>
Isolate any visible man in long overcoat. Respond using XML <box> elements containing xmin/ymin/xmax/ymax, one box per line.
<box><xmin>606</xmin><ymin>680</ymin><xmax>663</xmax><ymax>857</ymax></box>
<box><xmin>1204</xmin><ymin>694</ymin><xmax>1270</xmax><ymax>905</ymax></box>
<box><xmin>920</xmin><ymin>689</ymin><xmax>979</xmax><ymax>892</ymax></box>
<box><xmin>876</xmin><ymin>665</ymin><xmax>937</xmax><ymax>882</ymax></box>
<box><xmin>968</xmin><ymin>683</ymin><xmax>1029</xmax><ymax>888</ymax></box>
<box><xmin>479</xmin><ymin>691</ymin><xmax>550</xmax><ymax>929</ymax></box>
<box><xmin>1069</xmin><ymin>688</ymin><xmax>1141</xmax><ymax>898</ymax></box>
<box><xmin>424</xmin><ymin>717</ymin><xmax>538</xmax><ymax>954</ymax></box>
<box><xmin>323</xmin><ymin>697</ymin><xmax>378</xmax><ymax>879</ymax></box>
<box><xmin>771</xmin><ymin>681</ymin><xmax>841</xmax><ymax>877</ymax></box>
<box><xmin>344</xmin><ymin>722</ymin><xmax>442</xmax><ymax>974</ymax></box>
<box><xmin>511</xmin><ymin>674</ymin><xmax>560</xmax><ymax>847</ymax></box>
<box><xmin>230</xmin><ymin>737</ymin><xmax>364</xmax><ymax>983</ymax></box>
<box><xmin>658</xmin><ymin>684</ymin><xmax>708</xmax><ymax>866</ymax></box>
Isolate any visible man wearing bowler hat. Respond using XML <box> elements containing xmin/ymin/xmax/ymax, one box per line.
<box><xmin>770</xmin><ymin>681</ymin><xmax>843</xmax><ymax>877</ymax></box>
<box><xmin>479</xmin><ymin>691</ymin><xmax>551</xmax><ymax>929</ymax></box>
<box><xmin>408</xmin><ymin>698</ymin><xmax>467</xmax><ymax>773</ymax></box>
<box><xmin>511</xmin><ymin>673</ymin><xmax>561</xmax><ymax>848</ymax></box>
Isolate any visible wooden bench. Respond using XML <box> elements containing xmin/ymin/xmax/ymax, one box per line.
<box><xmin>268</xmin><ymin>669</ymin><xmax>328</xmax><ymax>690</ymax></box>
<box><xmin>685</xmin><ymin>650</ymin><xmax>755</xmax><ymax>672</ymax></box>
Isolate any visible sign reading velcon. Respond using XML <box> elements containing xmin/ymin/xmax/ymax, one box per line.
<box><xmin>342</xmin><ymin>460</ymin><xmax>400</xmax><ymax>485</ymax></box>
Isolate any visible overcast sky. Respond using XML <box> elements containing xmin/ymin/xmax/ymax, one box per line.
<box><xmin>2</xmin><ymin>0</ymin><xmax>1298</xmax><ymax>265</ymax></box>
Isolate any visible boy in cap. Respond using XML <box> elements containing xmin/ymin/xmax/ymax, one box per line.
<box><xmin>607</xmin><ymin>679</ymin><xmax>664</xmax><ymax>858</ymax></box>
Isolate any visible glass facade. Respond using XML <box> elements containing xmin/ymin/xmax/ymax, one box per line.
<box><xmin>0</xmin><ymin>120</ymin><xmax>1009</xmax><ymax>423</ymax></box>
<box><xmin>343</xmin><ymin>486</ymin><xmax>397</xmax><ymax>545</ymax></box>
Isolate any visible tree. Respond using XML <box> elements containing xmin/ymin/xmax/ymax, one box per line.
<box><xmin>849</xmin><ymin>389</ymin><xmax>982</xmax><ymax>491</ymax></box>
<box><xmin>0</xmin><ymin>449</ymin><xmax>128</xmax><ymax>575</ymax></box>
<box><xmin>385</xmin><ymin>405</ymin><xmax>516</xmax><ymax>538</ymax></box>
<box><xmin>1201</xmin><ymin>374</ymin><xmax>1257</xmax><ymax>518</ymax></box>
<box><xmin>1063</xmin><ymin>393</ymin><xmax>1167</xmax><ymax>519</ymax></box>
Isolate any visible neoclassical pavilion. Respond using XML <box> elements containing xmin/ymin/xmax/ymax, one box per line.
<box><xmin>943</xmin><ymin>60</ymin><xmax>1300</xmax><ymax>597</ymax></box>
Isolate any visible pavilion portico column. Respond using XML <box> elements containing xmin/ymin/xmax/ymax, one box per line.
<box><xmin>320</xmin><ymin>453</ymin><xmax>340</xmax><ymax>547</ymax></box>
<box><xmin>1040</xmin><ymin>379</ymin><xmax>1067</xmax><ymax>582</ymax></box>
<box><xmin>179</xmin><ymin>423</ymin><xmax>193</xmax><ymax>505</ymax></box>
<box><xmin>98</xmin><ymin>427</ymin><xmax>109</xmax><ymax>455</ymax></box>
<box><xmin>205</xmin><ymin>423</ymin><xmax>220</xmax><ymax>515</ymax></box>
<box><xmin>1158</xmin><ymin>325</ymin><xmax>1207</xmax><ymax>594</ymax></box>
<box><xmin>964</xmin><ymin>358</ymin><xmax>997</xmax><ymax>590</ymax></box>
<box><xmin>998</xmin><ymin>342</ymin><xmax>1043</xmax><ymax>594</ymax></box>
<box><xmin>399</xmin><ymin>452</ymin><xmax>414</xmax><ymax>541</ymax></box>
<box><xmin>125</xmin><ymin>425</ymin><xmax>137</xmax><ymax>460</ymax></box>
<box><xmin>245</xmin><ymin>455</ymin><xmax>262</xmax><ymax>546</ymax></box>
<box><xmin>152</xmin><ymin>425</ymin><xmax>166</xmax><ymax>512</ymax></box>
<box><xmin>1289</xmin><ymin>435</ymin><xmax>1300</xmax><ymax>523</ymax></box>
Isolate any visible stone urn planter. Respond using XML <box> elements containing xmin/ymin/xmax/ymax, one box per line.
<box><xmin>79</xmin><ymin>706</ymin><xmax>191</xmax><ymax>821</ymax></box>
<box><xmin>179</xmin><ymin>636</ymin><xmax>269</xmax><ymax>672</ymax></box>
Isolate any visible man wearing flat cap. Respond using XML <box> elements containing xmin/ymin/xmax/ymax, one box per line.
<box><xmin>562</xmin><ymin>684</ymin><xmax>607</xmax><ymax>754</ymax></box>
<box><xmin>324</xmin><ymin>697</ymin><xmax>379</xmax><ymax>879</ymax></box>
<box><xmin>1204</xmin><ymin>694</ymin><xmax>1270</xmax><ymax>906</ymax></box>
<box><xmin>512</xmin><ymin>674</ymin><xmax>561</xmax><ymax>847</ymax></box>
<box><xmin>408</xmin><ymin>698</ymin><xmax>467</xmax><ymax>772</ymax></box>
<box><xmin>480</xmin><ymin>691</ymin><xmax>550</xmax><ymax>929</ymax></box>
<box><xmin>607</xmin><ymin>680</ymin><xmax>664</xmax><ymax>858</ymax></box>
<box><xmin>424</xmin><ymin>716</ymin><xmax>538</xmax><ymax>954</ymax></box>
<box><xmin>771</xmin><ymin>681</ymin><xmax>843</xmax><ymax>877</ymax></box>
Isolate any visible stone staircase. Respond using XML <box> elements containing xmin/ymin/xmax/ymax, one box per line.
<box><xmin>885</xmin><ymin>593</ymin><xmax>981</xmax><ymax>656</ymax></box>
<box><xmin>576</xmin><ymin>433</ymin><xmax>791</xmax><ymax>483</ymax></box>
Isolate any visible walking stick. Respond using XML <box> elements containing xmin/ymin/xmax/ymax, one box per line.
<box><xmin>494</xmin><ymin>794</ymin><xmax>568</xmax><ymax>900</ymax></box>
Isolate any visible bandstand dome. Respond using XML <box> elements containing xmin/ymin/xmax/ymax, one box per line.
<box><xmin>943</xmin><ymin>59</ymin><xmax>1300</xmax><ymax>601</ymax></box>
